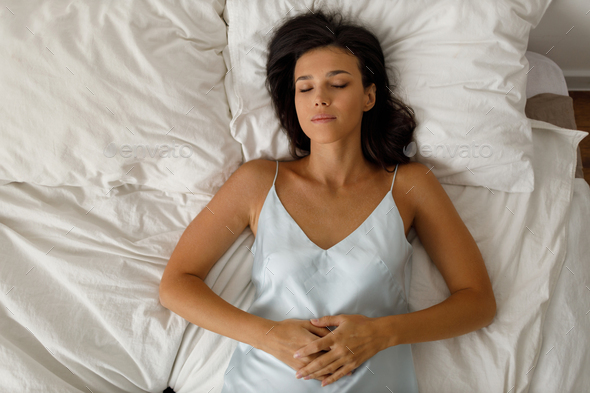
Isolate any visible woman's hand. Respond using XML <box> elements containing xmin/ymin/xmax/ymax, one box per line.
<box><xmin>292</xmin><ymin>314</ymin><xmax>388</xmax><ymax>387</ymax></box>
<box><xmin>258</xmin><ymin>318</ymin><xmax>335</xmax><ymax>382</ymax></box>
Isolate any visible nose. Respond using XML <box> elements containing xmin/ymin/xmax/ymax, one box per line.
<box><xmin>314</xmin><ymin>88</ymin><xmax>330</xmax><ymax>107</ymax></box>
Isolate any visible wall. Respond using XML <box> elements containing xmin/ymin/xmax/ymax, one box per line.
<box><xmin>528</xmin><ymin>0</ymin><xmax>590</xmax><ymax>90</ymax></box>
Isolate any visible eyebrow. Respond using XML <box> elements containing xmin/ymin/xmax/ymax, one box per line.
<box><xmin>294</xmin><ymin>70</ymin><xmax>352</xmax><ymax>84</ymax></box>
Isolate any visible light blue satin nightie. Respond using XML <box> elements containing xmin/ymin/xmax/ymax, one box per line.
<box><xmin>221</xmin><ymin>161</ymin><xmax>419</xmax><ymax>393</ymax></box>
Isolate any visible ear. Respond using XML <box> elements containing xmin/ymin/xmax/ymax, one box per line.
<box><xmin>364</xmin><ymin>83</ymin><xmax>376</xmax><ymax>112</ymax></box>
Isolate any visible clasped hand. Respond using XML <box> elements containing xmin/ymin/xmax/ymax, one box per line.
<box><xmin>295</xmin><ymin>314</ymin><xmax>386</xmax><ymax>386</ymax></box>
<box><xmin>261</xmin><ymin>318</ymin><xmax>333</xmax><ymax>383</ymax></box>
<box><xmin>265</xmin><ymin>314</ymin><xmax>385</xmax><ymax>387</ymax></box>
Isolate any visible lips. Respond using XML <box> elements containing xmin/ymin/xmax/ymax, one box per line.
<box><xmin>311</xmin><ymin>114</ymin><xmax>336</xmax><ymax>121</ymax></box>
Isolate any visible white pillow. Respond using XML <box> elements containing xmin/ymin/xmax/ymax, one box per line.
<box><xmin>524</xmin><ymin>51</ymin><xmax>569</xmax><ymax>98</ymax></box>
<box><xmin>0</xmin><ymin>0</ymin><xmax>241</xmax><ymax>195</ymax></box>
<box><xmin>224</xmin><ymin>0</ymin><xmax>553</xmax><ymax>192</ymax></box>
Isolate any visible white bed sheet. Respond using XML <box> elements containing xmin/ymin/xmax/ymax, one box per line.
<box><xmin>529</xmin><ymin>178</ymin><xmax>590</xmax><ymax>393</ymax></box>
<box><xmin>166</xmin><ymin>120</ymin><xmax>588</xmax><ymax>393</ymax></box>
<box><xmin>0</xmin><ymin>184</ymin><xmax>214</xmax><ymax>392</ymax></box>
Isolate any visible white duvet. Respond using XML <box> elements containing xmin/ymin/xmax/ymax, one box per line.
<box><xmin>0</xmin><ymin>185</ymin><xmax>214</xmax><ymax>392</ymax></box>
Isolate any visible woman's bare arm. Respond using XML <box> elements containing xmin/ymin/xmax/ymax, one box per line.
<box><xmin>159</xmin><ymin>159</ymin><xmax>272</xmax><ymax>349</ymax></box>
<box><xmin>160</xmin><ymin>272</ymin><xmax>274</xmax><ymax>349</ymax></box>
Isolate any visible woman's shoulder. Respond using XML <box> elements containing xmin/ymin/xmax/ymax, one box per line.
<box><xmin>389</xmin><ymin>161</ymin><xmax>441</xmax><ymax>189</ymax></box>
<box><xmin>239</xmin><ymin>159</ymin><xmax>278</xmax><ymax>185</ymax></box>
<box><xmin>386</xmin><ymin>161</ymin><xmax>429</xmax><ymax>183</ymax></box>
<box><xmin>389</xmin><ymin>161</ymin><xmax>444</xmax><ymax>212</ymax></box>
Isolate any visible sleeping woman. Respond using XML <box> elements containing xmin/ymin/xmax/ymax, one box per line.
<box><xmin>159</xmin><ymin>9</ymin><xmax>496</xmax><ymax>393</ymax></box>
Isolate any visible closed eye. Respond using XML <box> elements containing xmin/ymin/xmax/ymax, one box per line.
<box><xmin>299</xmin><ymin>84</ymin><xmax>347</xmax><ymax>93</ymax></box>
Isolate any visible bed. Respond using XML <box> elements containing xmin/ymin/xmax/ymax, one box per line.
<box><xmin>0</xmin><ymin>1</ymin><xmax>588</xmax><ymax>393</ymax></box>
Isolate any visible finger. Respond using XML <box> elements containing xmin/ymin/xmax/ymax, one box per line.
<box><xmin>311</xmin><ymin>373</ymin><xmax>330</xmax><ymax>382</ymax></box>
<box><xmin>304</xmin><ymin>355</ymin><xmax>347</xmax><ymax>381</ymax></box>
<box><xmin>305</xmin><ymin>323</ymin><xmax>332</xmax><ymax>337</ymax></box>
<box><xmin>307</xmin><ymin>349</ymin><xmax>329</xmax><ymax>359</ymax></box>
<box><xmin>298</xmin><ymin>349</ymin><xmax>329</xmax><ymax>367</ymax></box>
<box><xmin>296</xmin><ymin>350</ymin><xmax>341</xmax><ymax>380</ymax></box>
<box><xmin>310</xmin><ymin>315</ymin><xmax>342</xmax><ymax>327</ymax></box>
<box><xmin>321</xmin><ymin>364</ymin><xmax>355</xmax><ymax>387</ymax></box>
<box><xmin>316</xmin><ymin>371</ymin><xmax>350</xmax><ymax>381</ymax></box>
<box><xmin>294</xmin><ymin>336</ymin><xmax>332</xmax><ymax>359</ymax></box>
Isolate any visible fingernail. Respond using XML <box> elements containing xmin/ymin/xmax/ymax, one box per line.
<box><xmin>296</xmin><ymin>373</ymin><xmax>301</xmax><ymax>379</ymax></box>
<box><xmin>293</xmin><ymin>352</ymin><xmax>300</xmax><ymax>358</ymax></box>
<box><xmin>311</xmin><ymin>319</ymin><xmax>318</xmax><ymax>323</ymax></box>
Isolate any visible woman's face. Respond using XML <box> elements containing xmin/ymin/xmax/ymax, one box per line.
<box><xmin>293</xmin><ymin>46</ymin><xmax>375</xmax><ymax>144</ymax></box>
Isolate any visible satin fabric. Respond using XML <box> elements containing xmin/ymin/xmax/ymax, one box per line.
<box><xmin>221</xmin><ymin>161</ymin><xmax>419</xmax><ymax>392</ymax></box>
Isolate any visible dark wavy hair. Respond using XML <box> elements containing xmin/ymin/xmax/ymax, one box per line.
<box><xmin>265</xmin><ymin>9</ymin><xmax>417</xmax><ymax>172</ymax></box>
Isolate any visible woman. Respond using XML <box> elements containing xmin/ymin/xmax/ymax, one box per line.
<box><xmin>159</xmin><ymin>9</ymin><xmax>496</xmax><ymax>392</ymax></box>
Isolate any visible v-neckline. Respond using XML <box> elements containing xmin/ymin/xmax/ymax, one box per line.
<box><xmin>271</xmin><ymin>184</ymin><xmax>392</xmax><ymax>252</ymax></box>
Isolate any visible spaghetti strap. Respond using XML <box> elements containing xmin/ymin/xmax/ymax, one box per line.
<box><xmin>390</xmin><ymin>164</ymin><xmax>399</xmax><ymax>191</ymax></box>
<box><xmin>273</xmin><ymin>160</ymin><xmax>279</xmax><ymax>186</ymax></box>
